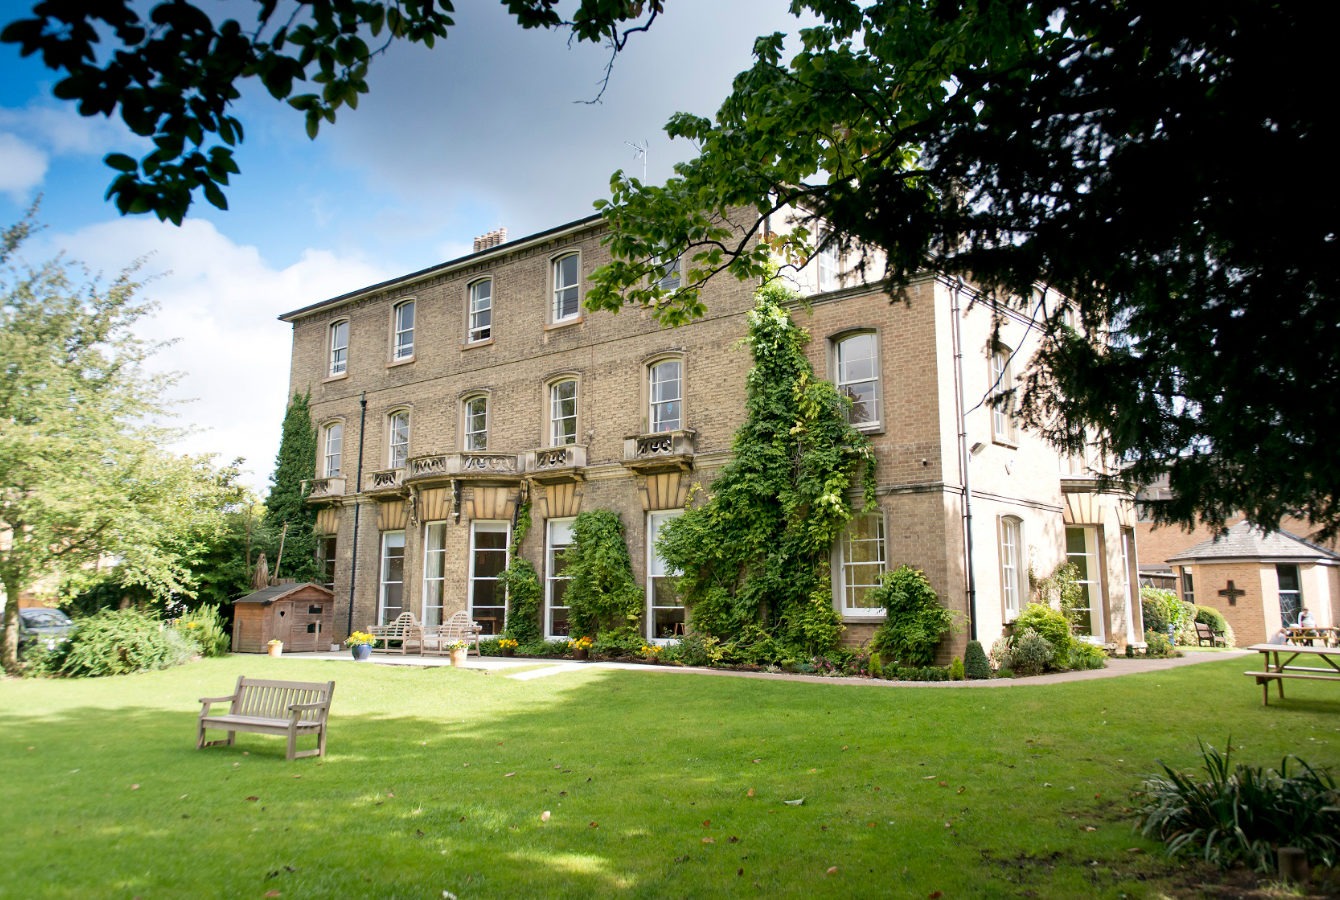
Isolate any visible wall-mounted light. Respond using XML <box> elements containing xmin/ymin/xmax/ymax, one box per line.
<box><xmin>969</xmin><ymin>441</ymin><xmax>986</xmax><ymax>456</ymax></box>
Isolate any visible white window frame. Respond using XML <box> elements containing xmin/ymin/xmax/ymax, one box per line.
<box><xmin>999</xmin><ymin>515</ymin><xmax>1025</xmax><ymax>621</ymax></box>
<box><xmin>545</xmin><ymin>517</ymin><xmax>575</xmax><ymax>639</ymax></box>
<box><xmin>463</xmin><ymin>395</ymin><xmax>488</xmax><ymax>451</ymax></box>
<box><xmin>328</xmin><ymin>319</ymin><xmax>348</xmax><ymax>376</ymax></box>
<box><xmin>1065</xmin><ymin>525</ymin><xmax>1104</xmax><ymax>640</ymax></box>
<box><xmin>649</xmin><ymin>358</ymin><xmax>682</xmax><ymax>433</ymax></box>
<box><xmin>469</xmin><ymin>520</ymin><xmax>510</xmax><ymax>636</ymax></box>
<box><xmin>468</xmin><ymin>278</ymin><xmax>492</xmax><ymax>343</ymax></box>
<box><xmin>552</xmin><ymin>252</ymin><xmax>580</xmax><ymax>323</ymax></box>
<box><xmin>388</xmin><ymin>410</ymin><xmax>410</xmax><ymax>468</ymax></box>
<box><xmin>322</xmin><ymin>422</ymin><xmax>343</xmax><ymax>478</ymax></box>
<box><xmin>991</xmin><ymin>345</ymin><xmax>1016</xmax><ymax>443</ymax></box>
<box><xmin>835</xmin><ymin>512</ymin><xmax>887</xmax><ymax>617</ymax></box>
<box><xmin>392</xmin><ymin>299</ymin><xmax>415</xmax><ymax>361</ymax></box>
<box><xmin>422</xmin><ymin>521</ymin><xmax>447</xmax><ymax>627</ymax></box>
<box><xmin>549</xmin><ymin>378</ymin><xmax>578</xmax><ymax>447</ymax></box>
<box><xmin>647</xmin><ymin>510</ymin><xmax>684</xmax><ymax>640</ymax></box>
<box><xmin>378</xmin><ymin>530</ymin><xmax>406</xmax><ymax>625</ymax></box>
<box><xmin>816</xmin><ymin>231</ymin><xmax>839</xmax><ymax>292</ymax></box>
<box><xmin>655</xmin><ymin>254</ymin><xmax>682</xmax><ymax>291</ymax></box>
<box><xmin>834</xmin><ymin>331</ymin><xmax>881</xmax><ymax>429</ymax></box>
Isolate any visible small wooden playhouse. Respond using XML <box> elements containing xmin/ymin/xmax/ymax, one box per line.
<box><xmin>231</xmin><ymin>583</ymin><xmax>337</xmax><ymax>653</ymax></box>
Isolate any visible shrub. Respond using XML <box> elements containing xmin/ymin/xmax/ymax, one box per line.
<box><xmin>890</xmin><ymin>665</ymin><xmax>950</xmax><ymax>681</ymax></box>
<box><xmin>1012</xmin><ymin>603</ymin><xmax>1074</xmax><ymax>664</ymax></box>
<box><xmin>869</xmin><ymin>565</ymin><xmax>956</xmax><ymax>666</ymax></box>
<box><xmin>1141</xmin><ymin>587</ymin><xmax>1192</xmax><ymax>639</ymax></box>
<box><xmin>663</xmin><ymin>631</ymin><xmax>723</xmax><ymax>668</ymax></box>
<box><xmin>964</xmin><ymin>640</ymin><xmax>991</xmax><ymax>679</ymax></box>
<box><xmin>988</xmin><ymin>635</ymin><xmax>1013</xmax><ymax>672</ymax></box>
<box><xmin>497</xmin><ymin>557</ymin><xmax>542</xmax><ymax>644</ymax></box>
<box><xmin>1136</xmin><ymin>742</ymin><xmax>1340</xmax><ymax>872</ymax></box>
<box><xmin>54</xmin><ymin>608</ymin><xmax>194</xmax><ymax>677</ymax></box>
<box><xmin>1066</xmin><ymin>641</ymin><xmax>1107</xmax><ymax>671</ymax></box>
<box><xmin>1010</xmin><ymin>628</ymin><xmax>1054</xmax><ymax>677</ymax></box>
<box><xmin>174</xmin><ymin>604</ymin><xmax>230</xmax><ymax>657</ymax></box>
<box><xmin>1144</xmin><ymin>630</ymin><xmax>1177</xmax><ymax>658</ymax></box>
<box><xmin>948</xmin><ymin>656</ymin><xmax>965</xmax><ymax>681</ymax></box>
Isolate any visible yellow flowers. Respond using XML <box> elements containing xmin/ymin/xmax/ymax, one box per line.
<box><xmin>344</xmin><ymin>631</ymin><xmax>376</xmax><ymax>647</ymax></box>
<box><xmin>568</xmin><ymin>636</ymin><xmax>593</xmax><ymax>651</ymax></box>
<box><xmin>497</xmin><ymin>638</ymin><xmax>518</xmax><ymax>650</ymax></box>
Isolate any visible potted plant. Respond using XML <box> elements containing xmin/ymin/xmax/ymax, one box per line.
<box><xmin>446</xmin><ymin>639</ymin><xmax>469</xmax><ymax>666</ymax></box>
<box><xmin>568</xmin><ymin>635</ymin><xmax>593</xmax><ymax>661</ymax></box>
<box><xmin>345</xmin><ymin>631</ymin><xmax>376</xmax><ymax>661</ymax></box>
<box><xmin>497</xmin><ymin>637</ymin><xmax>518</xmax><ymax>658</ymax></box>
<box><xmin>267</xmin><ymin>638</ymin><xmax>283</xmax><ymax>657</ymax></box>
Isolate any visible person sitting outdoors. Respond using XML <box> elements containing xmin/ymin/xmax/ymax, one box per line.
<box><xmin>1298</xmin><ymin>607</ymin><xmax>1317</xmax><ymax>628</ymax></box>
<box><xmin>1268</xmin><ymin>626</ymin><xmax>1293</xmax><ymax>645</ymax></box>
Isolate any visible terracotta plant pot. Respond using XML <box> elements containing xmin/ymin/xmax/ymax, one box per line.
<box><xmin>267</xmin><ymin>643</ymin><xmax>283</xmax><ymax>657</ymax></box>
<box><xmin>449</xmin><ymin>647</ymin><xmax>468</xmax><ymax>666</ymax></box>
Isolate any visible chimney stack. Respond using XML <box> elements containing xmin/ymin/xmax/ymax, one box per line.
<box><xmin>472</xmin><ymin>227</ymin><xmax>508</xmax><ymax>252</ymax></box>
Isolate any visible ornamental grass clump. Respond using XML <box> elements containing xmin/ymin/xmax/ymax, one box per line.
<box><xmin>1136</xmin><ymin>741</ymin><xmax>1340</xmax><ymax>872</ymax></box>
<box><xmin>175</xmin><ymin>604</ymin><xmax>230</xmax><ymax>657</ymax></box>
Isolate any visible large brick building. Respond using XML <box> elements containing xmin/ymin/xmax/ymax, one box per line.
<box><xmin>279</xmin><ymin>212</ymin><xmax>1141</xmax><ymax>656</ymax></box>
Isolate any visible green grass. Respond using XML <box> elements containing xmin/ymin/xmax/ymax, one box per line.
<box><xmin>2</xmin><ymin>656</ymin><xmax>1337</xmax><ymax>898</ymax></box>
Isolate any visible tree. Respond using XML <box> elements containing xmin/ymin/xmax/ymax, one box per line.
<box><xmin>1</xmin><ymin>0</ymin><xmax>662</xmax><ymax>224</ymax></box>
<box><xmin>0</xmin><ymin>216</ymin><xmax>234</xmax><ymax>673</ymax></box>
<box><xmin>587</xmin><ymin>1</ymin><xmax>1340</xmax><ymax>538</ymax></box>
<box><xmin>263</xmin><ymin>391</ymin><xmax>320</xmax><ymax>584</ymax></box>
<box><xmin>655</xmin><ymin>284</ymin><xmax>875</xmax><ymax>662</ymax></box>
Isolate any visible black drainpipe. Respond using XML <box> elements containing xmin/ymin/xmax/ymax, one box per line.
<box><xmin>949</xmin><ymin>278</ymin><xmax>978</xmax><ymax>641</ymax></box>
<box><xmin>347</xmin><ymin>391</ymin><xmax>368</xmax><ymax>636</ymax></box>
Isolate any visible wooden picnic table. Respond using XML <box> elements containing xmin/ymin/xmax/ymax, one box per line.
<box><xmin>1285</xmin><ymin>625</ymin><xmax>1339</xmax><ymax>647</ymax></box>
<box><xmin>1244</xmin><ymin>643</ymin><xmax>1340</xmax><ymax>705</ymax></box>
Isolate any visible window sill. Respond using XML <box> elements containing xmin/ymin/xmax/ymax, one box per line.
<box><xmin>322</xmin><ymin>372</ymin><xmax>349</xmax><ymax>384</ymax></box>
<box><xmin>545</xmin><ymin>316</ymin><xmax>583</xmax><ymax>332</ymax></box>
<box><xmin>991</xmin><ymin>434</ymin><xmax>1018</xmax><ymax>449</ymax></box>
<box><xmin>841</xmin><ymin>613</ymin><xmax>887</xmax><ymax>623</ymax></box>
<box><xmin>853</xmin><ymin>422</ymin><xmax>884</xmax><ymax>435</ymax></box>
<box><xmin>387</xmin><ymin>356</ymin><xmax>415</xmax><ymax>369</ymax></box>
<box><xmin>463</xmin><ymin>338</ymin><xmax>494</xmax><ymax>350</ymax></box>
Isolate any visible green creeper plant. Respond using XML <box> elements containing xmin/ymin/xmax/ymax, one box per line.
<box><xmin>263</xmin><ymin>391</ymin><xmax>319</xmax><ymax>584</ymax></box>
<box><xmin>868</xmin><ymin>565</ymin><xmax>957</xmax><ymax>667</ymax></box>
<box><xmin>562</xmin><ymin>510</ymin><xmax>643</xmax><ymax>644</ymax></box>
<box><xmin>499</xmin><ymin>502</ymin><xmax>541</xmax><ymax>645</ymax></box>
<box><xmin>656</xmin><ymin>284</ymin><xmax>876</xmax><ymax>661</ymax></box>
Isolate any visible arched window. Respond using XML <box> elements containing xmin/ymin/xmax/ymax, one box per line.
<box><xmin>549</xmin><ymin>378</ymin><xmax>578</xmax><ymax>446</ymax></box>
<box><xmin>463</xmin><ymin>395</ymin><xmax>489</xmax><ymax>451</ymax></box>
<box><xmin>648</xmin><ymin>358</ymin><xmax>682</xmax><ymax>433</ymax></box>
<box><xmin>551</xmin><ymin>253</ymin><xmax>580</xmax><ymax>322</ymax></box>
<box><xmin>991</xmin><ymin>345</ymin><xmax>1016</xmax><ymax>442</ymax></box>
<box><xmin>387</xmin><ymin>410</ymin><xmax>410</xmax><ymax>468</ymax></box>
<box><xmin>322</xmin><ymin>422</ymin><xmax>344</xmax><ymax>478</ymax></box>
<box><xmin>392</xmin><ymin>299</ymin><xmax>415</xmax><ymax>360</ymax></box>
<box><xmin>328</xmin><ymin>319</ymin><xmax>348</xmax><ymax>376</ymax></box>
<box><xmin>834</xmin><ymin>331</ymin><xmax>880</xmax><ymax>428</ymax></box>
<box><xmin>468</xmin><ymin>278</ymin><xmax>492</xmax><ymax>343</ymax></box>
<box><xmin>999</xmin><ymin>516</ymin><xmax>1025</xmax><ymax>620</ymax></box>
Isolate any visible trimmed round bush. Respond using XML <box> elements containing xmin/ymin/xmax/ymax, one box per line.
<box><xmin>1013</xmin><ymin>602</ymin><xmax>1074</xmax><ymax>663</ymax></box>
<box><xmin>964</xmin><ymin>639</ymin><xmax>991</xmax><ymax>679</ymax></box>
<box><xmin>1010</xmin><ymin>628</ymin><xmax>1054</xmax><ymax>676</ymax></box>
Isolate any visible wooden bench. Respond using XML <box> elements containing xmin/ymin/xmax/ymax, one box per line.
<box><xmin>410</xmin><ymin>611</ymin><xmax>483</xmax><ymax>656</ymax></box>
<box><xmin>1194</xmin><ymin>621</ymin><xmax>1227</xmax><ymax>647</ymax></box>
<box><xmin>197</xmin><ymin>676</ymin><xmax>335</xmax><ymax>760</ymax></box>
<box><xmin>367</xmin><ymin>612</ymin><xmax>417</xmax><ymax>654</ymax></box>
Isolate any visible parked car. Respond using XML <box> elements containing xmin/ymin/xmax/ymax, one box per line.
<box><xmin>18</xmin><ymin>607</ymin><xmax>75</xmax><ymax>649</ymax></box>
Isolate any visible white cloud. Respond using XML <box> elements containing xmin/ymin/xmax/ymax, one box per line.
<box><xmin>25</xmin><ymin>218</ymin><xmax>394</xmax><ymax>494</ymax></box>
<box><xmin>0</xmin><ymin>132</ymin><xmax>47</xmax><ymax>200</ymax></box>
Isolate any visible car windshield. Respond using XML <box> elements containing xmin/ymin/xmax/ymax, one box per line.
<box><xmin>21</xmin><ymin>609</ymin><xmax>72</xmax><ymax>627</ymax></box>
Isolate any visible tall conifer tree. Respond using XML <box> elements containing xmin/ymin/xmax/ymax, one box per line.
<box><xmin>263</xmin><ymin>391</ymin><xmax>318</xmax><ymax>583</ymax></box>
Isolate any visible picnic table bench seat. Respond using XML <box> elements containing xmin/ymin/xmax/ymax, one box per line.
<box><xmin>197</xmin><ymin>676</ymin><xmax>334</xmax><ymax>760</ymax></box>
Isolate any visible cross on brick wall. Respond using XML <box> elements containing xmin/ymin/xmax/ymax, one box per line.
<box><xmin>1218</xmin><ymin>580</ymin><xmax>1245</xmax><ymax>606</ymax></box>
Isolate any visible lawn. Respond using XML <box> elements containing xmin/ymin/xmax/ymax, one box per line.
<box><xmin>2</xmin><ymin>655</ymin><xmax>1337</xmax><ymax>898</ymax></box>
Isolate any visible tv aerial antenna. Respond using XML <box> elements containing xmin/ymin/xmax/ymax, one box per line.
<box><xmin>625</xmin><ymin>139</ymin><xmax>648</xmax><ymax>181</ymax></box>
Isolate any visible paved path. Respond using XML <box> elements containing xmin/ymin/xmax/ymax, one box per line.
<box><xmin>279</xmin><ymin>647</ymin><xmax>1251</xmax><ymax>687</ymax></box>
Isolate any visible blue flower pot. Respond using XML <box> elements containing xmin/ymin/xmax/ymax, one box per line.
<box><xmin>351</xmin><ymin>643</ymin><xmax>372</xmax><ymax>661</ymax></box>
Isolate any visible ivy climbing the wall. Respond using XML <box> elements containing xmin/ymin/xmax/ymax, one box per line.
<box><xmin>563</xmin><ymin>509</ymin><xmax>644</xmax><ymax>649</ymax></box>
<box><xmin>656</xmin><ymin>284</ymin><xmax>877</xmax><ymax>664</ymax></box>
<box><xmin>498</xmin><ymin>501</ymin><xmax>541</xmax><ymax>645</ymax></box>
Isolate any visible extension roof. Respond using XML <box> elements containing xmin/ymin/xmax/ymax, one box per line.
<box><xmin>1166</xmin><ymin>520</ymin><xmax>1340</xmax><ymax>566</ymax></box>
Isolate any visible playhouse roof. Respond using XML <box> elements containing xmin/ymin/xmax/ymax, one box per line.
<box><xmin>234</xmin><ymin>582</ymin><xmax>335</xmax><ymax>605</ymax></box>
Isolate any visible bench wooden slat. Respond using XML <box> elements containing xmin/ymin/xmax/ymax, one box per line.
<box><xmin>198</xmin><ymin>676</ymin><xmax>335</xmax><ymax>760</ymax></box>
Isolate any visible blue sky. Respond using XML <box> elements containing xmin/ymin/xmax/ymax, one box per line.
<box><xmin>0</xmin><ymin>0</ymin><xmax>803</xmax><ymax>492</ymax></box>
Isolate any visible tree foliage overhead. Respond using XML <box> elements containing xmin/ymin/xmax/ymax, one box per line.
<box><xmin>264</xmin><ymin>391</ymin><xmax>319</xmax><ymax>584</ymax></box>
<box><xmin>588</xmin><ymin>0</ymin><xmax>1340</xmax><ymax>537</ymax></box>
<box><xmin>1</xmin><ymin>0</ymin><xmax>662</xmax><ymax>224</ymax></box>
<box><xmin>0</xmin><ymin>215</ymin><xmax>236</xmax><ymax>673</ymax></box>
<box><xmin>656</xmin><ymin>284</ymin><xmax>876</xmax><ymax>661</ymax></box>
